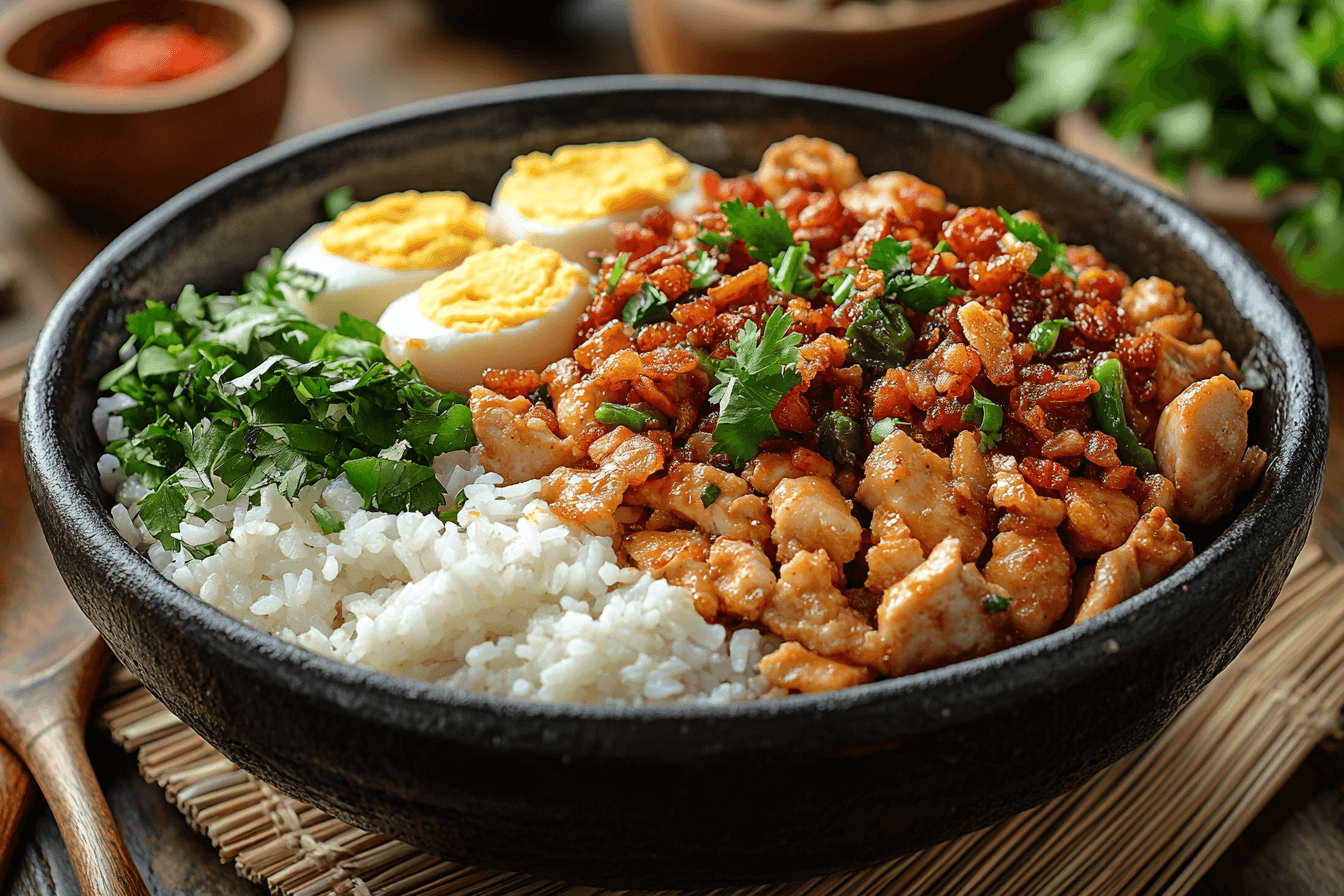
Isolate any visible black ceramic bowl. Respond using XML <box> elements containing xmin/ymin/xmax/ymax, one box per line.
<box><xmin>19</xmin><ymin>76</ymin><xmax>1327</xmax><ymax>888</ymax></box>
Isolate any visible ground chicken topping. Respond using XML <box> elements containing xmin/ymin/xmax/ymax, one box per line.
<box><xmin>475</xmin><ymin>136</ymin><xmax>1266</xmax><ymax>696</ymax></box>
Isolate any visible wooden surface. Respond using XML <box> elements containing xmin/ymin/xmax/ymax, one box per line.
<box><xmin>0</xmin><ymin>0</ymin><xmax>1341</xmax><ymax>893</ymax></box>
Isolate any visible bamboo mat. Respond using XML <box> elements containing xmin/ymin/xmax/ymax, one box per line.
<box><xmin>96</xmin><ymin>539</ymin><xmax>1344</xmax><ymax>896</ymax></box>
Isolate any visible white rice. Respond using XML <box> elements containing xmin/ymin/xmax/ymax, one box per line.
<box><xmin>94</xmin><ymin>395</ymin><xmax>780</xmax><ymax>705</ymax></box>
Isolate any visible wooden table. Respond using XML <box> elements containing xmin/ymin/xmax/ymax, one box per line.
<box><xmin>1</xmin><ymin>0</ymin><xmax>1342</xmax><ymax>892</ymax></box>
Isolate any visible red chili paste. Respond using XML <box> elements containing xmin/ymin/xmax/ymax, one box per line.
<box><xmin>47</xmin><ymin>21</ymin><xmax>231</xmax><ymax>87</ymax></box>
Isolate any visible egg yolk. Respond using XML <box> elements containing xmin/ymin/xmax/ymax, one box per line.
<box><xmin>496</xmin><ymin>139</ymin><xmax>691</xmax><ymax>226</ymax></box>
<box><xmin>417</xmin><ymin>242</ymin><xmax>589</xmax><ymax>333</ymax></box>
<box><xmin>319</xmin><ymin>191</ymin><xmax>493</xmax><ymax>270</ymax></box>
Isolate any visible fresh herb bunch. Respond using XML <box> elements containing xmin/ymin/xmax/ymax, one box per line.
<box><xmin>994</xmin><ymin>0</ymin><xmax>1344</xmax><ymax>291</ymax></box>
<box><xmin>101</xmin><ymin>253</ymin><xmax>475</xmax><ymax>555</ymax></box>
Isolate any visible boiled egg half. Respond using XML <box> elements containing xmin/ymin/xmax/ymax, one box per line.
<box><xmin>490</xmin><ymin>138</ymin><xmax>710</xmax><ymax>269</ymax></box>
<box><xmin>282</xmin><ymin>191</ymin><xmax>494</xmax><ymax>326</ymax></box>
<box><xmin>378</xmin><ymin>241</ymin><xmax>591</xmax><ymax>395</ymax></box>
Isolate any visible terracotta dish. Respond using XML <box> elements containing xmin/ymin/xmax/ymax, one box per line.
<box><xmin>628</xmin><ymin>0</ymin><xmax>1036</xmax><ymax>112</ymax></box>
<box><xmin>18</xmin><ymin>76</ymin><xmax>1328</xmax><ymax>887</ymax></box>
<box><xmin>0</xmin><ymin>0</ymin><xmax>290</xmax><ymax>229</ymax></box>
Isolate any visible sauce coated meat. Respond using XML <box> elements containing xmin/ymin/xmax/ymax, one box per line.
<box><xmin>472</xmin><ymin>136</ymin><xmax>1267</xmax><ymax>695</ymax></box>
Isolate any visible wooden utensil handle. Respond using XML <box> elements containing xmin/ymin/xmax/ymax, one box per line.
<box><xmin>24</xmin><ymin>717</ymin><xmax>151</xmax><ymax>896</ymax></box>
<box><xmin>0</xmin><ymin>740</ymin><xmax>34</xmax><ymax>884</ymax></box>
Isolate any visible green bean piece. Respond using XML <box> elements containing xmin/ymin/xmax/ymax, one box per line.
<box><xmin>594</xmin><ymin>402</ymin><xmax>653</xmax><ymax>431</ymax></box>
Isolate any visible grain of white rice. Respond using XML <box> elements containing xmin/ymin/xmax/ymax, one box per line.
<box><xmin>95</xmin><ymin>406</ymin><xmax>781</xmax><ymax>705</ymax></box>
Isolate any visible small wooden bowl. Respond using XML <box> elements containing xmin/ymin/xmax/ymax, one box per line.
<box><xmin>628</xmin><ymin>0</ymin><xmax>1037</xmax><ymax>113</ymax></box>
<box><xmin>0</xmin><ymin>0</ymin><xmax>291</xmax><ymax>229</ymax></box>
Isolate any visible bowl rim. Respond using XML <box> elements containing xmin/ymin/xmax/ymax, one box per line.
<box><xmin>0</xmin><ymin>0</ymin><xmax>291</xmax><ymax>113</ymax></box>
<box><xmin>21</xmin><ymin>74</ymin><xmax>1326</xmax><ymax>759</ymax></box>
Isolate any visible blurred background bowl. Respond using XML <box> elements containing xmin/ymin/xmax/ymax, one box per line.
<box><xmin>0</xmin><ymin>0</ymin><xmax>291</xmax><ymax>230</ymax></box>
<box><xmin>628</xmin><ymin>0</ymin><xmax>1037</xmax><ymax>114</ymax></box>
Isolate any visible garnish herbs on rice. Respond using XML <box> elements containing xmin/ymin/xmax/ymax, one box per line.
<box><xmin>100</xmin><ymin>252</ymin><xmax>475</xmax><ymax>555</ymax></box>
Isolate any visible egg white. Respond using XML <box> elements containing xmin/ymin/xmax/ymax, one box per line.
<box><xmin>377</xmin><ymin>268</ymin><xmax>593</xmax><ymax>395</ymax></box>
<box><xmin>489</xmin><ymin>164</ymin><xmax>712</xmax><ymax>270</ymax></box>
<box><xmin>281</xmin><ymin>222</ymin><xmax>456</xmax><ymax>327</ymax></box>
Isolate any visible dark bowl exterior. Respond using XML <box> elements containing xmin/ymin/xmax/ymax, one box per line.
<box><xmin>18</xmin><ymin>76</ymin><xmax>1327</xmax><ymax>887</ymax></box>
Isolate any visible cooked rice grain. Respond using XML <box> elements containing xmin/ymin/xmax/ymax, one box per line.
<box><xmin>94</xmin><ymin>397</ymin><xmax>777</xmax><ymax>705</ymax></box>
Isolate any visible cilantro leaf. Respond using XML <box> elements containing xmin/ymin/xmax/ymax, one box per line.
<box><xmin>708</xmin><ymin>308</ymin><xmax>802</xmax><ymax>466</ymax></box>
<box><xmin>865</xmin><ymin>236</ymin><xmax>961</xmax><ymax>312</ymax></box>
<box><xmin>687</xmin><ymin>250</ymin><xmax>721</xmax><ymax>289</ymax></box>
<box><xmin>719</xmin><ymin>199</ymin><xmax>796</xmax><ymax>263</ymax></box>
<box><xmin>867</xmin><ymin>237</ymin><xmax>913</xmax><ymax>284</ymax></box>
<box><xmin>961</xmin><ymin>389</ymin><xmax>1005</xmax><ymax>452</ymax></box>
<box><xmin>621</xmin><ymin>282</ymin><xmax>671</xmax><ymax>328</ymax></box>
<box><xmin>889</xmin><ymin>275</ymin><xmax>963</xmax><ymax>314</ymax></box>
<box><xmin>997</xmin><ymin>208</ymin><xmax>1077</xmax><ymax>279</ymax></box>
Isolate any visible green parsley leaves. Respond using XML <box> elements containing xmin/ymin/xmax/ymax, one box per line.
<box><xmin>997</xmin><ymin>208</ymin><xmax>1077</xmax><ymax>279</ymax></box>
<box><xmin>709</xmin><ymin>308</ymin><xmax>802</xmax><ymax>466</ymax></box>
<box><xmin>102</xmin><ymin>254</ymin><xmax>475</xmax><ymax>552</ymax></box>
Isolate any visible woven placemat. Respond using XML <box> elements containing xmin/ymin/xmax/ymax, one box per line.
<box><xmin>96</xmin><ymin>540</ymin><xmax>1344</xmax><ymax>896</ymax></box>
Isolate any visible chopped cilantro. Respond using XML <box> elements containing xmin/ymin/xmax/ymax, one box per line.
<box><xmin>983</xmin><ymin>593</ymin><xmax>1011</xmax><ymax>613</ymax></box>
<box><xmin>1028</xmin><ymin>318</ymin><xmax>1073</xmax><ymax>356</ymax></box>
<box><xmin>101</xmin><ymin>253</ymin><xmax>473</xmax><ymax>550</ymax></box>
<box><xmin>961</xmin><ymin>389</ymin><xmax>1005</xmax><ymax>452</ymax></box>
<box><xmin>687</xmin><ymin>250</ymin><xmax>721</xmax><ymax>289</ymax></box>
<box><xmin>719</xmin><ymin>199</ymin><xmax>796</xmax><ymax>263</ymax></box>
<box><xmin>324</xmin><ymin>187</ymin><xmax>356</xmax><ymax>221</ymax></box>
<box><xmin>607</xmin><ymin>252</ymin><xmax>630</xmax><ymax>292</ymax></box>
<box><xmin>871</xmin><ymin>417</ymin><xmax>908</xmax><ymax>443</ymax></box>
<box><xmin>867</xmin><ymin>237</ymin><xmax>913</xmax><ymax>284</ymax></box>
<box><xmin>709</xmin><ymin>308</ymin><xmax>802</xmax><ymax>466</ymax></box>
<box><xmin>996</xmin><ymin>208</ymin><xmax>1077</xmax><ymax>279</ymax></box>
<box><xmin>701</xmin><ymin>484</ymin><xmax>721</xmax><ymax>508</ymax></box>
<box><xmin>697</xmin><ymin>226</ymin><xmax>731</xmax><ymax>249</ymax></box>
<box><xmin>311</xmin><ymin>504</ymin><xmax>344</xmax><ymax>535</ymax></box>
<box><xmin>866</xmin><ymin>236</ymin><xmax>961</xmax><ymax>312</ymax></box>
<box><xmin>620</xmin><ymin>281</ymin><xmax>671</xmax><ymax>328</ymax></box>
<box><xmin>890</xmin><ymin>275</ymin><xmax>963</xmax><ymax>314</ymax></box>
<box><xmin>594</xmin><ymin>402</ymin><xmax>655</xmax><ymax>430</ymax></box>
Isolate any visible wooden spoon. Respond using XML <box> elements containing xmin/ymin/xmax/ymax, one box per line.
<box><xmin>0</xmin><ymin>418</ymin><xmax>150</xmax><ymax>896</ymax></box>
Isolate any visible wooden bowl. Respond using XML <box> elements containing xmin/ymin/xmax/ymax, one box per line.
<box><xmin>628</xmin><ymin>0</ymin><xmax>1037</xmax><ymax>113</ymax></box>
<box><xmin>18</xmin><ymin>76</ymin><xmax>1328</xmax><ymax>887</ymax></box>
<box><xmin>0</xmin><ymin>0</ymin><xmax>290</xmax><ymax>229</ymax></box>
